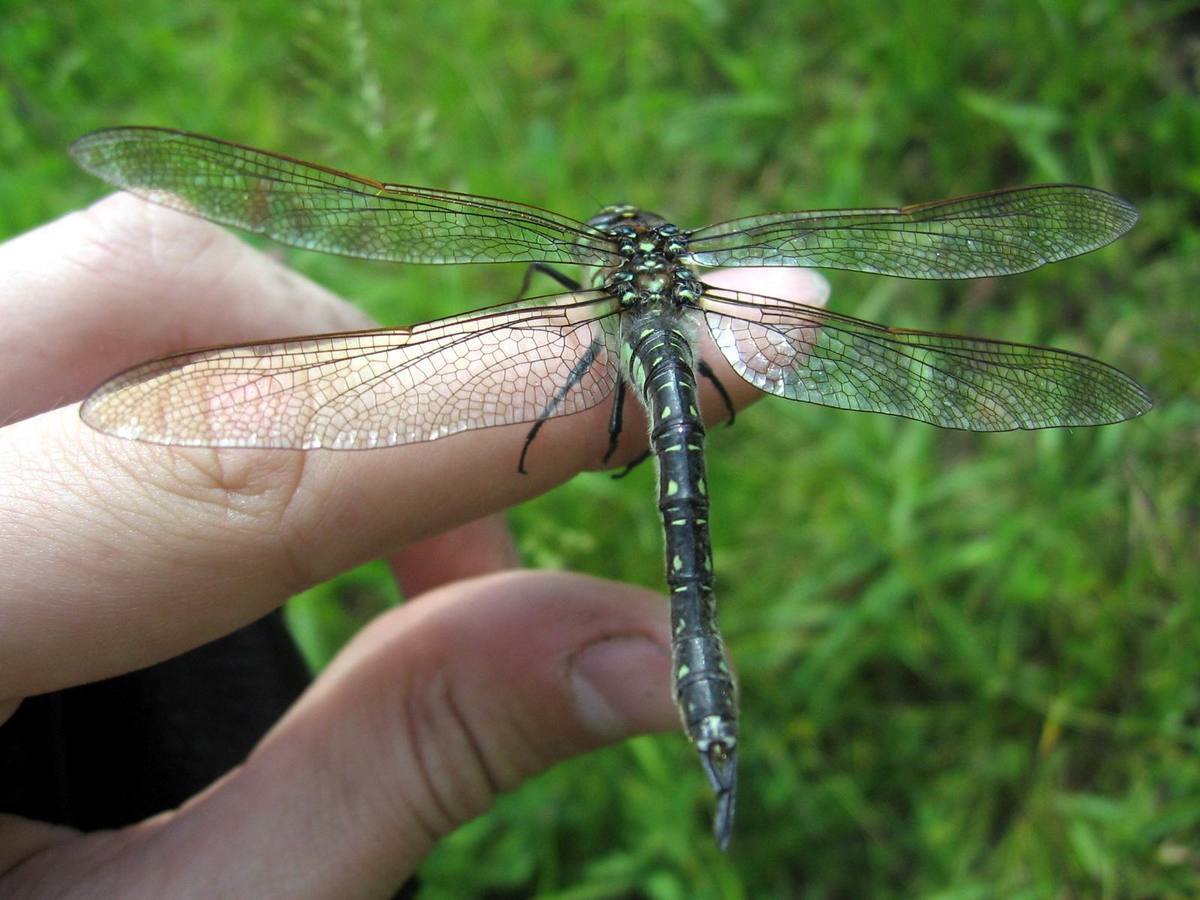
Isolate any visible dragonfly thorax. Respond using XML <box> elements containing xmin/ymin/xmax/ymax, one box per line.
<box><xmin>590</xmin><ymin>205</ymin><xmax>701</xmax><ymax>310</ymax></box>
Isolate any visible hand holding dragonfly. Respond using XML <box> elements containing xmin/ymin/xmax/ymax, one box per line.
<box><xmin>0</xmin><ymin>194</ymin><xmax>830</xmax><ymax>893</ymax></box>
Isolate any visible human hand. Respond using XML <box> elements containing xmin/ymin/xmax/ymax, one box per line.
<box><xmin>0</xmin><ymin>193</ymin><xmax>827</xmax><ymax>895</ymax></box>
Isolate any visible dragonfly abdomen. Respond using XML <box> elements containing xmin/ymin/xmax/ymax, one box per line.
<box><xmin>622</xmin><ymin>311</ymin><xmax>739</xmax><ymax>847</ymax></box>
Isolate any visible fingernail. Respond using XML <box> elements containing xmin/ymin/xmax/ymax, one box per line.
<box><xmin>571</xmin><ymin>636</ymin><xmax>675</xmax><ymax>740</ymax></box>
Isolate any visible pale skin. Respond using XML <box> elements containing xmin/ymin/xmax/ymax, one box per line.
<box><xmin>0</xmin><ymin>193</ymin><xmax>827</xmax><ymax>897</ymax></box>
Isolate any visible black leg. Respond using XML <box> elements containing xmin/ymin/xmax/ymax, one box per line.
<box><xmin>606</xmin><ymin>382</ymin><xmax>652</xmax><ymax>479</ymax></box>
<box><xmin>612</xmin><ymin>449</ymin><xmax>652</xmax><ymax>479</ymax></box>
<box><xmin>698</xmin><ymin>359</ymin><xmax>736</xmax><ymax>427</ymax></box>
<box><xmin>516</xmin><ymin>262</ymin><xmax>581</xmax><ymax>300</ymax></box>
<box><xmin>603</xmin><ymin>380</ymin><xmax>653</xmax><ymax>478</ymax></box>
<box><xmin>517</xmin><ymin>419</ymin><xmax>546</xmax><ymax>475</ymax></box>
<box><xmin>603</xmin><ymin>379</ymin><xmax>628</xmax><ymax>464</ymax></box>
<box><xmin>518</xmin><ymin>336</ymin><xmax>604</xmax><ymax>474</ymax></box>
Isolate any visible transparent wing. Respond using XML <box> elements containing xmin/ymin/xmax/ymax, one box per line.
<box><xmin>81</xmin><ymin>292</ymin><xmax>622</xmax><ymax>449</ymax></box>
<box><xmin>686</xmin><ymin>185</ymin><xmax>1137</xmax><ymax>278</ymax></box>
<box><xmin>700</xmin><ymin>288</ymin><xmax>1152</xmax><ymax>430</ymax></box>
<box><xmin>71</xmin><ymin>127</ymin><xmax>620</xmax><ymax>267</ymax></box>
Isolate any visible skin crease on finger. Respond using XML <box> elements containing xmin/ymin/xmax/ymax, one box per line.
<box><xmin>0</xmin><ymin>200</ymin><xmax>830</xmax><ymax>894</ymax></box>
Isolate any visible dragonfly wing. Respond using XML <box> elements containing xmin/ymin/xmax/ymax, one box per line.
<box><xmin>686</xmin><ymin>185</ymin><xmax>1137</xmax><ymax>278</ymax></box>
<box><xmin>700</xmin><ymin>288</ymin><xmax>1152</xmax><ymax>430</ymax></box>
<box><xmin>71</xmin><ymin>127</ymin><xmax>620</xmax><ymax>267</ymax></box>
<box><xmin>81</xmin><ymin>292</ymin><xmax>622</xmax><ymax>449</ymax></box>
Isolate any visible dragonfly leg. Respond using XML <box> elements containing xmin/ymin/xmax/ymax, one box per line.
<box><xmin>603</xmin><ymin>379</ymin><xmax>628</xmax><ymax>464</ymax></box>
<box><xmin>603</xmin><ymin>379</ymin><xmax>653</xmax><ymax>480</ymax></box>
<box><xmin>603</xmin><ymin>363</ymin><xmax>661</xmax><ymax>478</ymax></box>
<box><xmin>697</xmin><ymin>359</ymin><xmax>736</xmax><ymax>427</ymax></box>
<box><xmin>517</xmin><ymin>336</ymin><xmax>607</xmax><ymax>474</ymax></box>
<box><xmin>514</xmin><ymin>262</ymin><xmax>581</xmax><ymax>300</ymax></box>
<box><xmin>605</xmin><ymin>379</ymin><xmax>655</xmax><ymax>478</ymax></box>
<box><xmin>611</xmin><ymin>449</ymin><xmax>652</xmax><ymax>480</ymax></box>
<box><xmin>517</xmin><ymin>420</ymin><xmax>547</xmax><ymax>474</ymax></box>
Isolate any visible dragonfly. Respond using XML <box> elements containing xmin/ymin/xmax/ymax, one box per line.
<box><xmin>70</xmin><ymin>126</ymin><xmax>1151</xmax><ymax>849</ymax></box>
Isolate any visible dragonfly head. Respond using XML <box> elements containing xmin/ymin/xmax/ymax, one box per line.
<box><xmin>587</xmin><ymin>204</ymin><xmax>668</xmax><ymax>234</ymax></box>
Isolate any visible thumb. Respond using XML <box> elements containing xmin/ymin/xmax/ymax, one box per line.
<box><xmin>2</xmin><ymin>572</ymin><xmax>674</xmax><ymax>898</ymax></box>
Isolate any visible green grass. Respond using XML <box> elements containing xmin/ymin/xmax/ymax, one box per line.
<box><xmin>3</xmin><ymin>0</ymin><xmax>1198</xmax><ymax>895</ymax></box>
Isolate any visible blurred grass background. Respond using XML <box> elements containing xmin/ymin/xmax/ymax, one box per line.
<box><xmin>2</xmin><ymin>0</ymin><xmax>1197</xmax><ymax>895</ymax></box>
